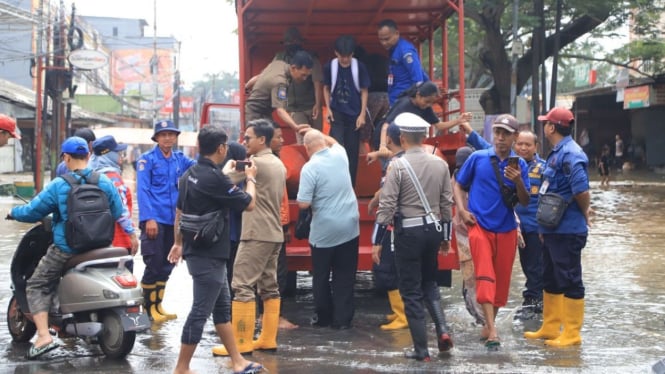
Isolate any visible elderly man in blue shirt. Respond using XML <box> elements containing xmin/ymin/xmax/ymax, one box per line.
<box><xmin>524</xmin><ymin>107</ymin><xmax>590</xmax><ymax>347</ymax></box>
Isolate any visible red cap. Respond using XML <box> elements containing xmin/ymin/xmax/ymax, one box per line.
<box><xmin>0</xmin><ymin>114</ymin><xmax>20</xmax><ymax>139</ymax></box>
<box><xmin>538</xmin><ymin>107</ymin><xmax>574</xmax><ymax>126</ymax></box>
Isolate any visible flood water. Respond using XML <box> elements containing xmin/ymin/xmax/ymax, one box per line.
<box><xmin>0</xmin><ymin>180</ymin><xmax>664</xmax><ymax>373</ymax></box>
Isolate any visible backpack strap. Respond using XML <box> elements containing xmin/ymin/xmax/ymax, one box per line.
<box><xmin>61</xmin><ymin>173</ymin><xmax>79</xmax><ymax>186</ymax></box>
<box><xmin>330</xmin><ymin>58</ymin><xmax>339</xmax><ymax>94</ymax></box>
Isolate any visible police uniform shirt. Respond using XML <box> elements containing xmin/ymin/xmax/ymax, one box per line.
<box><xmin>274</xmin><ymin>53</ymin><xmax>323</xmax><ymax>112</ymax></box>
<box><xmin>376</xmin><ymin>147</ymin><xmax>453</xmax><ymax>225</ymax></box>
<box><xmin>245</xmin><ymin>60</ymin><xmax>291</xmax><ymax>121</ymax></box>
<box><xmin>388</xmin><ymin>38</ymin><xmax>428</xmax><ymax>105</ymax></box>
<box><xmin>176</xmin><ymin>157</ymin><xmax>252</xmax><ymax>259</ymax></box>
<box><xmin>539</xmin><ymin>136</ymin><xmax>589</xmax><ymax>235</ymax></box>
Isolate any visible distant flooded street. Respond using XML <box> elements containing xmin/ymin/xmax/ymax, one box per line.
<box><xmin>0</xmin><ymin>180</ymin><xmax>664</xmax><ymax>373</ymax></box>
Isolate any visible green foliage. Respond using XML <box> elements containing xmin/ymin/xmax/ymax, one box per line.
<box><xmin>186</xmin><ymin>71</ymin><xmax>239</xmax><ymax>103</ymax></box>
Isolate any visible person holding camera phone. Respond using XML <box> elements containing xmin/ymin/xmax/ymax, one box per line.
<box><xmin>213</xmin><ymin>119</ymin><xmax>287</xmax><ymax>357</ymax></box>
<box><xmin>453</xmin><ymin>114</ymin><xmax>530</xmax><ymax>349</ymax></box>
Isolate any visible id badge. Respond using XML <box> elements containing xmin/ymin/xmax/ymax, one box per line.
<box><xmin>539</xmin><ymin>180</ymin><xmax>550</xmax><ymax>194</ymax></box>
<box><xmin>387</xmin><ymin>74</ymin><xmax>393</xmax><ymax>86</ymax></box>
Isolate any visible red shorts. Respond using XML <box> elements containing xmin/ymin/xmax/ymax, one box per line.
<box><xmin>468</xmin><ymin>224</ymin><xmax>517</xmax><ymax>307</ymax></box>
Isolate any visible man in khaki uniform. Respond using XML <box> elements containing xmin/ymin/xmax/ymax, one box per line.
<box><xmin>373</xmin><ymin>112</ymin><xmax>454</xmax><ymax>362</ymax></box>
<box><xmin>245</xmin><ymin>50</ymin><xmax>313</xmax><ymax>137</ymax></box>
<box><xmin>213</xmin><ymin>119</ymin><xmax>287</xmax><ymax>357</ymax></box>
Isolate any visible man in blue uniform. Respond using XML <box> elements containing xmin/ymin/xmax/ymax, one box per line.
<box><xmin>137</xmin><ymin>120</ymin><xmax>196</xmax><ymax>323</ymax></box>
<box><xmin>524</xmin><ymin>107</ymin><xmax>590</xmax><ymax>347</ymax></box>
<box><xmin>513</xmin><ymin>131</ymin><xmax>546</xmax><ymax>320</ymax></box>
<box><xmin>9</xmin><ymin>136</ymin><xmax>126</xmax><ymax>359</ymax></box>
<box><xmin>377</xmin><ymin>19</ymin><xmax>429</xmax><ymax>105</ymax></box>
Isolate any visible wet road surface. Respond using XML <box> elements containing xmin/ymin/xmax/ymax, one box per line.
<box><xmin>1</xmin><ymin>180</ymin><xmax>664</xmax><ymax>373</ymax></box>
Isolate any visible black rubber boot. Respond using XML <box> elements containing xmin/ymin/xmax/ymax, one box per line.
<box><xmin>404</xmin><ymin>318</ymin><xmax>430</xmax><ymax>361</ymax></box>
<box><xmin>424</xmin><ymin>288</ymin><xmax>453</xmax><ymax>352</ymax></box>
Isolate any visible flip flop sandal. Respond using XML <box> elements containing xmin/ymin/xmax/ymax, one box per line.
<box><xmin>233</xmin><ymin>362</ymin><xmax>264</xmax><ymax>374</ymax></box>
<box><xmin>485</xmin><ymin>338</ymin><xmax>501</xmax><ymax>350</ymax></box>
<box><xmin>26</xmin><ymin>341</ymin><xmax>60</xmax><ymax>360</ymax></box>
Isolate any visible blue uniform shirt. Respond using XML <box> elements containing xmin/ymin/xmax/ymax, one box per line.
<box><xmin>137</xmin><ymin>146</ymin><xmax>195</xmax><ymax>225</ymax></box>
<box><xmin>539</xmin><ymin>136</ymin><xmax>589</xmax><ymax>234</ymax></box>
<box><xmin>388</xmin><ymin>38</ymin><xmax>428</xmax><ymax>105</ymax></box>
<box><xmin>515</xmin><ymin>154</ymin><xmax>546</xmax><ymax>233</ymax></box>
<box><xmin>456</xmin><ymin>147</ymin><xmax>530</xmax><ymax>233</ymax></box>
<box><xmin>11</xmin><ymin>168</ymin><xmax>125</xmax><ymax>254</ymax></box>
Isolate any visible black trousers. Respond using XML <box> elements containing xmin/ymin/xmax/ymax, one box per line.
<box><xmin>329</xmin><ymin>111</ymin><xmax>360</xmax><ymax>187</ymax></box>
<box><xmin>519</xmin><ymin>232</ymin><xmax>544</xmax><ymax>300</ymax></box>
<box><xmin>311</xmin><ymin>236</ymin><xmax>359</xmax><ymax>327</ymax></box>
<box><xmin>394</xmin><ymin>223</ymin><xmax>442</xmax><ymax>321</ymax></box>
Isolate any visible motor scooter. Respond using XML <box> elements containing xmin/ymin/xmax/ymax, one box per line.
<box><xmin>6</xmin><ymin>215</ymin><xmax>150</xmax><ymax>359</ymax></box>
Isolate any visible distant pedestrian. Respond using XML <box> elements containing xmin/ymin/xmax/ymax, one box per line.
<box><xmin>598</xmin><ymin>145</ymin><xmax>611</xmax><ymax>187</ymax></box>
<box><xmin>615</xmin><ymin>134</ymin><xmax>624</xmax><ymax>171</ymax></box>
<box><xmin>525</xmin><ymin>107</ymin><xmax>591</xmax><ymax>348</ymax></box>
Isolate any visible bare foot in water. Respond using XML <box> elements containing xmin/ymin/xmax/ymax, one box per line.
<box><xmin>278</xmin><ymin>316</ymin><xmax>299</xmax><ymax>330</ymax></box>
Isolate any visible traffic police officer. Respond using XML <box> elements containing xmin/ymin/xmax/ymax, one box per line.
<box><xmin>377</xmin><ymin>19</ymin><xmax>429</xmax><ymax>105</ymax></box>
<box><xmin>373</xmin><ymin>112</ymin><xmax>453</xmax><ymax>361</ymax></box>
<box><xmin>137</xmin><ymin>120</ymin><xmax>196</xmax><ymax>323</ymax></box>
<box><xmin>245</xmin><ymin>50</ymin><xmax>314</xmax><ymax>138</ymax></box>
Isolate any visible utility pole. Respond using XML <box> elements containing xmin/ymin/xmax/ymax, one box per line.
<box><xmin>151</xmin><ymin>0</ymin><xmax>158</xmax><ymax>123</ymax></box>
<box><xmin>510</xmin><ymin>0</ymin><xmax>519</xmax><ymax>116</ymax></box>
<box><xmin>34</xmin><ymin>0</ymin><xmax>44</xmax><ymax>192</ymax></box>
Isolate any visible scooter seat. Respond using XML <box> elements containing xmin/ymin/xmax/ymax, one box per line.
<box><xmin>63</xmin><ymin>247</ymin><xmax>131</xmax><ymax>272</ymax></box>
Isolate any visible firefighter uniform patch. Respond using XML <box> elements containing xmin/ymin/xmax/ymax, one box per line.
<box><xmin>404</xmin><ymin>53</ymin><xmax>414</xmax><ymax>64</ymax></box>
<box><xmin>277</xmin><ymin>85</ymin><xmax>287</xmax><ymax>101</ymax></box>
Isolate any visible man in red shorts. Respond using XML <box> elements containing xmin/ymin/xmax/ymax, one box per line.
<box><xmin>453</xmin><ymin>114</ymin><xmax>530</xmax><ymax>348</ymax></box>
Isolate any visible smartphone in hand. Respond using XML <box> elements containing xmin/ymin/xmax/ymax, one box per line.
<box><xmin>235</xmin><ymin>160</ymin><xmax>252</xmax><ymax>171</ymax></box>
<box><xmin>508</xmin><ymin>156</ymin><xmax>519</xmax><ymax>168</ymax></box>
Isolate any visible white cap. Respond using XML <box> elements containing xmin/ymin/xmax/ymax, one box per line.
<box><xmin>393</xmin><ymin>112</ymin><xmax>431</xmax><ymax>133</ymax></box>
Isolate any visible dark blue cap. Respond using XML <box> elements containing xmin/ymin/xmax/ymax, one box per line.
<box><xmin>93</xmin><ymin>135</ymin><xmax>128</xmax><ymax>156</ymax></box>
<box><xmin>151</xmin><ymin>120</ymin><xmax>181</xmax><ymax>141</ymax></box>
<box><xmin>61</xmin><ymin>136</ymin><xmax>89</xmax><ymax>156</ymax></box>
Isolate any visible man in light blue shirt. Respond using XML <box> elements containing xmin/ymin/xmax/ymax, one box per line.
<box><xmin>297</xmin><ymin>129</ymin><xmax>359</xmax><ymax>329</ymax></box>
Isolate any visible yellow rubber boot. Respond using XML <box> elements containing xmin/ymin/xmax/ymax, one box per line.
<box><xmin>155</xmin><ymin>281</ymin><xmax>177</xmax><ymax>320</ymax></box>
<box><xmin>141</xmin><ymin>283</ymin><xmax>167</xmax><ymax>323</ymax></box>
<box><xmin>525</xmin><ymin>292</ymin><xmax>563</xmax><ymax>339</ymax></box>
<box><xmin>380</xmin><ymin>290</ymin><xmax>408</xmax><ymax>330</ymax></box>
<box><xmin>212</xmin><ymin>301</ymin><xmax>255</xmax><ymax>356</ymax></box>
<box><xmin>385</xmin><ymin>313</ymin><xmax>398</xmax><ymax>322</ymax></box>
<box><xmin>545</xmin><ymin>297</ymin><xmax>584</xmax><ymax>347</ymax></box>
<box><xmin>253</xmin><ymin>298</ymin><xmax>280</xmax><ymax>352</ymax></box>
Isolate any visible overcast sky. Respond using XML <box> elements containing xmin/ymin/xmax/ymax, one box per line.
<box><xmin>68</xmin><ymin>0</ymin><xmax>239</xmax><ymax>86</ymax></box>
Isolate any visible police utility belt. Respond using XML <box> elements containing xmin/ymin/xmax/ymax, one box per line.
<box><xmin>401</xmin><ymin>215</ymin><xmax>436</xmax><ymax>228</ymax></box>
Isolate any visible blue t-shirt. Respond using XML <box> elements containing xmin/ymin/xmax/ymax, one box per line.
<box><xmin>297</xmin><ymin>144</ymin><xmax>359</xmax><ymax>248</ymax></box>
<box><xmin>323</xmin><ymin>60</ymin><xmax>370</xmax><ymax>117</ymax></box>
<box><xmin>388</xmin><ymin>38</ymin><xmax>428</xmax><ymax>104</ymax></box>
<box><xmin>455</xmin><ymin>147</ymin><xmax>530</xmax><ymax>232</ymax></box>
<box><xmin>515</xmin><ymin>155</ymin><xmax>546</xmax><ymax>233</ymax></box>
<box><xmin>539</xmin><ymin>136</ymin><xmax>589</xmax><ymax>234</ymax></box>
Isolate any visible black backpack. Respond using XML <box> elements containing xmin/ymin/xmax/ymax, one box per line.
<box><xmin>61</xmin><ymin>172</ymin><xmax>115</xmax><ymax>251</ymax></box>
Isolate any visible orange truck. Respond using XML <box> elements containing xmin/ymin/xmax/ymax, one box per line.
<box><xmin>201</xmin><ymin>0</ymin><xmax>468</xmax><ymax>290</ymax></box>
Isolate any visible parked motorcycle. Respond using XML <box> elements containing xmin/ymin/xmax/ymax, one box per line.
<box><xmin>6</xmin><ymin>216</ymin><xmax>150</xmax><ymax>359</ymax></box>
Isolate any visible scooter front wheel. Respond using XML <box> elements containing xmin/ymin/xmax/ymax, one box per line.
<box><xmin>99</xmin><ymin>311</ymin><xmax>136</xmax><ymax>359</ymax></box>
<box><xmin>6</xmin><ymin>295</ymin><xmax>36</xmax><ymax>342</ymax></box>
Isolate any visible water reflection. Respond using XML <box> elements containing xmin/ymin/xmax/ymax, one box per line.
<box><xmin>0</xmin><ymin>184</ymin><xmax>664</xmax><ymax>373</ymax></box>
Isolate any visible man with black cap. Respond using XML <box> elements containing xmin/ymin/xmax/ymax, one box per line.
<box><xmin>89</xmin><ymin>135</ymin><xmax>139</xmax><ymax>267</ymax></box>
<box><xmin>0</xmin><ymin>113</ymin><xmax>21</xmax><ymax>147</ymax></box>
<box><xmin>137</xmin><ymin>120</ymin><xmax>195</xmax><ymax>323</ymax></box>
<box><xmin>373</xmin><ymin>112</ymin><xmax>454</xmax><ymax>361</ymax></box>
<box><xmin>453</xmin><ymin>113</ymin><xmax>530</xmax><ymax>349</ymax></box>
<box><xmin>9</xmin><ymin>136</ymin><xmax>126</xmax><ymax>359</ymax></box>
<box><xmin>524</xmin><ymin>107</ymin><xmax>590</xmax><ymax>347</ymax></box>
<box><xmin>56</xmin><ymin>127</ymin><xmax>96</xmax><ymax>177</ymax></box>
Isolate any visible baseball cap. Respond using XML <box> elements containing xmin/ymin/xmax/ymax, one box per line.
<box><xmin>393</xmin><ymin>112</ymin><xmax>430</xmax><ymax>133</ymax></box>
<box><xmin>151</xmin><ymin>120</ymin><xmax>181</xmax><ymax>141</ymax></box>
<box><xmin>73</xmin><ymin>127</ymin><xmax>96</xmax><ymax>143</ymax></box>
<box><xmin>492</xmin><ymin>114</ymin><xmax>519</xmax><ymax>133</ymax></box>
<box><xmin>0</xmin><ymin>114</ymin><xmax>21</xmax><ymax>139</ymax></box>
<box><xmin>455</xmin><ymin>146</ymin><xmax>473</xmax><ymax>168</ymax></box>
<box><xmin>92</xmin><ymin>135</ymin><xmax>128</xmax><ymax>156</ymax></box>
<box><xmin>282</xmin><ymin>27</ymin><xmax>304</xmax><ymax>44</ymax></box>
<box><xmin>61</xmin><ymin>136</ymin><xmax>89</xmax><ymax>156</ymax></box>
<box><xmin>537</xmin><ymin>107</ymin><xmax>574</xmax><ymax>126</ymax></box>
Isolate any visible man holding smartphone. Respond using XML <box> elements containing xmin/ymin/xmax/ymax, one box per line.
<box><xmin>453</xmin><ymin>114</ymin><xmax>530</xmax><ymax>349</ymax></box>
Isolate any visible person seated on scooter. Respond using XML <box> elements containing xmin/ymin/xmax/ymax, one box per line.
<box><xmin>8</xmin><ymin>136</ymin><xmax>128</xmax><ymax>359</ymax></box>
